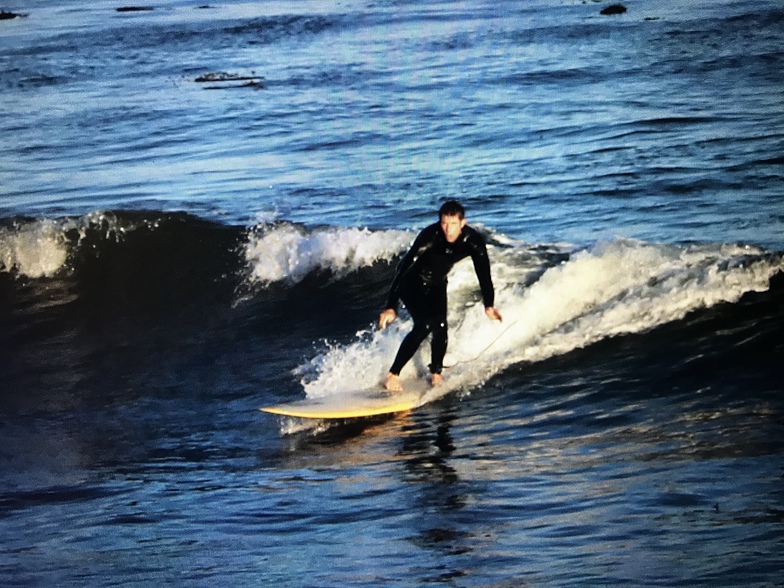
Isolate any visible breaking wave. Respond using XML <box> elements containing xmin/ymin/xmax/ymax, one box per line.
<box><xmin>243</xmin><ymin>221</ymin><xmax>412</xmax><ymax>285</ymax></box>
<box><xmin>297</xmin><ymin>239</ymin><xmax>784</xmax><ymax>402</ymax></box>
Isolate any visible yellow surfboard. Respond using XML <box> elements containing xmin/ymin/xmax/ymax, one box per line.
<box><xmin>260</xmin><ymin>385</ymin><xmax>425</xmax><ymax>420</ymax></box>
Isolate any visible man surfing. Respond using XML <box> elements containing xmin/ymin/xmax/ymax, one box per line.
<box><xmin>378</xmin><ymin>200</ymin><xmax>503</xmax><ymax>392</ymax></box>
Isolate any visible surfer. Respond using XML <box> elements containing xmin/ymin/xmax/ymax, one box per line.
<box><xmin>378</xmin><ymin>200</ymin><xmax>503</xmax><ymax>392</ymax></box>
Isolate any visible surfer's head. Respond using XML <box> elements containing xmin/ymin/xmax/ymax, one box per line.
<box><xmin>439</xmin><ymin>200</ymin><xmax>465</xmax><ymax>220</ymax></box>
<box><xmin>439</xmin><ymin>200</ymin><xmax>466</xmax><ymax>243</ymax></box>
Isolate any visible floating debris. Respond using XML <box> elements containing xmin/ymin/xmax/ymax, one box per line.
<box><xmin>203</xmin><ymin>80</ymin><xmax>264</xmax><ymax>90</ymax></box>
<box><xmin>194</xmin><ymin>71</ymin><xmax>265</xmax><ymax>89</ymax></box>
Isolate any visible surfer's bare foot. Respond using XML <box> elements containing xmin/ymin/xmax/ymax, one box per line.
<box><xmin>430</xmin><ymin>373</ymin><xmax>444</xmax><ymax>387</ymax></box>
<box><xmin>385</xmin><ymin>372</ymin><xmax>403</xmax><ymax>393</ymax></box>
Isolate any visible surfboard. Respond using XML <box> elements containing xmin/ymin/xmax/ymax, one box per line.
<box><xmin>260</xmin><ymin>385</ymin><xmax>425</xmax><ymax>420</ymax></box>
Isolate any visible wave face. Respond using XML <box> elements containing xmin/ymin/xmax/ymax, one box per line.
<box><xmin>3</xmin><ymin>212</ymin><xmax>782</xmax><ymax>409</ymax></box>
<box><xmin>0</xmin><ymin>210</ymin><xmax>408</xmax><ymax>306</ymax></box>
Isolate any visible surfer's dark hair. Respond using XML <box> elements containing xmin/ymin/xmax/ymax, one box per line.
<box><xmin>439</xmin><ymin>200</ymin><xmax>465</xmax><ymax>219</ymax></box>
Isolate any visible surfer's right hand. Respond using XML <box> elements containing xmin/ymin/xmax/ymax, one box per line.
<box><xmin>379</xmin><ymin>309</ymin><xmax>396</xmax><ymax>330</ymax></box>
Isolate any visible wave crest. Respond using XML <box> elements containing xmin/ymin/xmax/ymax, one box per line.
<box><xmin>0</xmin><ymin>211</ymin><xmax>147</xmax><ymax>279</ymax></box>
<box><xmin>243</xmin><ymin>222</ymin><xmax>412</xmax><ymax>285</ymax></box>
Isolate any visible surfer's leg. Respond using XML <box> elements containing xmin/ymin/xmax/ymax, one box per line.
<box><xmin>389</xmin><ymin>323</ymin><xmax>430</xmax><ymax>376</ymax></box>
<box><xmin>429</xmin><ymin>318</ymin><xmax>447</xmax><ymax>374</ymax></box>
<box><xmin>387</xmin><ymin>278</ymin><xmax>430</xmax><ymax>380</ymax></box>
<box><xmin>427</xmin><ymin>283</ymin><xmax>449</xmax><ymax>376</ymax></box>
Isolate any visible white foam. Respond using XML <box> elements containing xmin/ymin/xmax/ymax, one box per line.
<box><xmin>298</xmin><ymin>239</ymin><xmax>784</xmax><ymax>399</ymax></box>
<box><xmin>482</xmin><ymin>241</ymin><xmax>781</xmax><ymax>368</ymax></box>
<box><xmin>0</xmin><ymin>220</ymin><xmax>69</xmax><ymax>279</ymax></box>
<box><xmin>0</xmin><ymin>211</ymin><xmax>149</xmax><ymax>279</ymax></box>
<box><xmin>244</xmin><ymin>223</ymin><xmax>413</xmax><ymax>284</ymax></box>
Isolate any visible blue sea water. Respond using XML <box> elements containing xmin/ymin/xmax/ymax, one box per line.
<box><xmin>1</xmin><ymin>0</ymin><xmax>783</xmax><ymax>586</ymax></box>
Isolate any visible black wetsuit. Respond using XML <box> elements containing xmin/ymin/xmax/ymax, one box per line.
<box><xmin>385</xmin><ymin>223</ymin><xmax>495</xmax><ymax>375</ymax></box>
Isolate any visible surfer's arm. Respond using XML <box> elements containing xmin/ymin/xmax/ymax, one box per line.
<box><xmin>384</xmin><ymin>226</ymin><xmax>434</xmax><ymax>310</ymax></box>
<box><xmin>384</xmin><ymin>252</ymin><xmax>413</xmax><ymax>311</ymax></box>
<box><xmin>380</xmin><ymin>243</ymin><xmax>416</xmax><ymax>330</ymax></box>
<box><xmin>468</xmin><ymin>232</ymin><xmax>496</xmax><ymax>309</ymax></box>
<box><xmin>465</xmin><ymin>231</ymin><xmax>501</xmax><ymax>322</ymax></box>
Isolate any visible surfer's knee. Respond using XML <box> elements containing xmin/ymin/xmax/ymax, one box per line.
<box><xmin>431</xmin><ymin>319</ymin><xmax>448</xmax><ymax>347</ymax></box>
<box><xmin>426</xmin><ymin>317</ymin><xmax>447</xmax><ymax>336</ymax></box>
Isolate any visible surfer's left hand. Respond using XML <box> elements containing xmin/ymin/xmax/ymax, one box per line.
<box><xmin>485</xmin><ymin>307</ymin><xmax>503</xmax><ymax>322</ymax></box>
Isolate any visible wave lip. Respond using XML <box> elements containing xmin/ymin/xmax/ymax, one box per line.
<box><xmin>0</xmin><ymin>211</ymin><xmax>170</xmax><ymax>279</ymax></box>
<box><xmin>243</xmin><ymin>221</ymin><xmax>413</xmax><ymax>285</ymax></box>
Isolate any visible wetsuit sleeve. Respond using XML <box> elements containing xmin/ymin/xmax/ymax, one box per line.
<box><xmin>384</xmin><ymin>226</ymin><xmax>433</xmax><ymax>310</ymax></box>
<box><xmin>469</xmin><ymin>233</ymin><xmax>495</xmax><ymax>308</ymax></box>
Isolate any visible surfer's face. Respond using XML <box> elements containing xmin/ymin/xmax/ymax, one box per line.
<box><xmin>440</xmin><ymin>214</ymin><xmax>466</xmax><ymax>243</ymax></box>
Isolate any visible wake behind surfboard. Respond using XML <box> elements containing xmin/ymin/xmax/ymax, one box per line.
<box><xmin>260</xmin><ymin>380</ymin><xmax>429</xmax><ymax>420</ymax></box>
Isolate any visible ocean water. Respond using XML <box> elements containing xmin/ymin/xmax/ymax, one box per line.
<box><xmin>1</xmin><ymin>0</ymin><xmax>783</xmax><ymax>585</ymax></box>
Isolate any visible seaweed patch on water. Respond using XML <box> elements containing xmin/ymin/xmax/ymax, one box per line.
<box><xmin>0</xmin><ymin>10</ymin><xmax>28</xmax><ymax>20</ymax></box>
<box><xmin>116</xmin><ymin>6</ymin><xmax>154</xmax><ymax>12</ymax></box>
<box><xmin>600</xmin><ymin>4</ymin><xmax>627</xmax><ymax>15</ymax></box>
